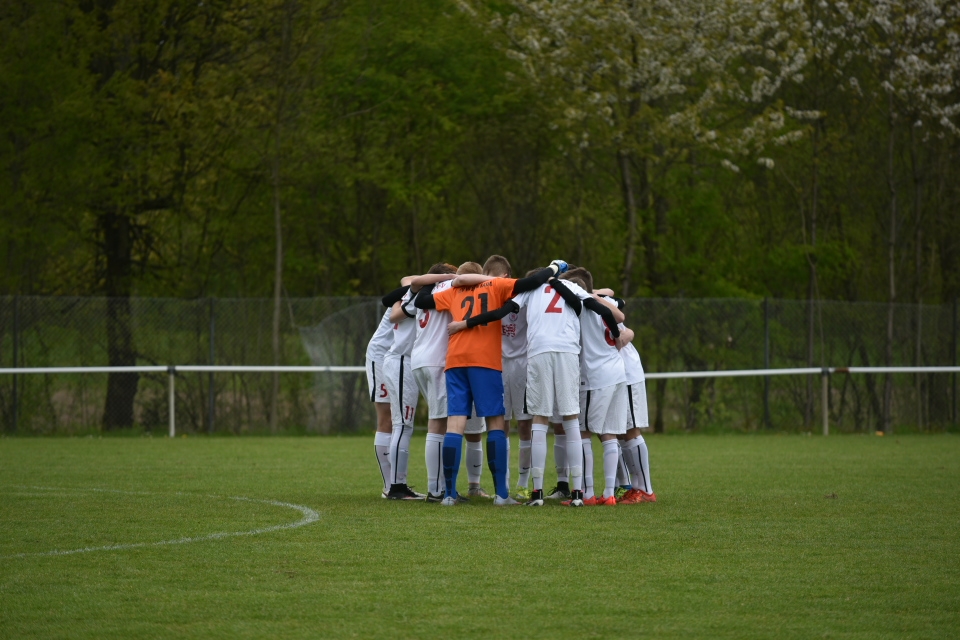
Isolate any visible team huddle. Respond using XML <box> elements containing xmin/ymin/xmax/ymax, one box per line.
<box><xmin>365</xmin><ymin>255</ymin><xmax>656</xmax><ymax>507</ymax></box>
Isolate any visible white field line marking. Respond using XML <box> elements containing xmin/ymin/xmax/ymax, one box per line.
<box><xmin>1</xmin><ymin>486</ymin><xmax>320</xmax><ymax>560</ymax></box>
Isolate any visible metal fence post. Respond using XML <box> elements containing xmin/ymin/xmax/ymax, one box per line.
<box><xmin>764</xmin><ymin>297</ymin><xmax>771</xmax><ymax>429</ymax></box>
<box><xmin>168</xmin><ymin>366</ymin><xmax>176</xmax><ymax>438</ymax></box>
<box><xmin>822</xmin><ymin>368</ymin><xmax>829</xmax><ymax>436</ymax></box>
<box><xmin>208</xmin><ymin>297</ymin><xmax>215</xmax><ymax>433</ymax></box>
<box><xmin>953</xmin><ymin>297</ymin><xmax>958</xmax><ymax>426</ymax></box>
<box><xmin>11</xmin><ymin>296</ymin><xmax>18</xmax><ymax>433</ymax></box>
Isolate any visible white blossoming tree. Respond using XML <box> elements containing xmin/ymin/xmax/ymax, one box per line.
<box><xmin>457</xmin><ymin>0</ymin><xmax>810</xmax><ymax>294</ymax></box>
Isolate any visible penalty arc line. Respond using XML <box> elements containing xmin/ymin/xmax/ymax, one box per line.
<box><xmin>1</xmin><ymin>486</ymin><xmax>320</xmax><ymax>560</ymax></box>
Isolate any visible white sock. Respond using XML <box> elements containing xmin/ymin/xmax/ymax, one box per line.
<box><xmin>531</xmin><ymin>426</ymin><xmax>548</xmax><ymax>491</ymax></box>
<box><xmin>505</xmin><ymin>438</ymin><xmax>511</xmax><ymax>488</ymax></box>
<box><xmin>616</xmin><ymin>440</ymin><xmax>631</xmax><ymax>487</ymax></box>
<box><xmin>580</xmin><ymin>436</ymin><xmax>594</xmax><ymax>498</ymax></box>
<box><xmin>425</xmin><ymin>433</ymin><xmax>444</xmax><ymax>496</ymax></box>
<box><xmin>518</xmin><ymin>439</ymin><xmax>532</xmax><ymax>488</ymax></box>
<box><xmin>623</xmin><ymin>436</ymin><xmax>653</xmax><ymax>494</ymax></box>
<box><xmin>602</xmin><ymin>439</ymin><xmax>619</xmax><ymax>499</ymax></box>
<box><xmin>388</xmin><ymin>424</ymin><xmax>412</xmax><ymax>486</ymax></box>
<box><xmin>554</xmin><ymin>433</ymin><xmax>568</xmax><ymax>482</ymax></box>
<box><xmin>563</xmin><ymin>419</ymin><xmax>582</xmax><ymax>492</ymax></box>
<box><xmin>466</xmin><ymin>439</ymin><xmax>483</xmax><ymax>484</ymax></box>
<box><xmin>374</xmin><ymin>432</ymin><xmax>392</xmax><ymax>493</ymax></box>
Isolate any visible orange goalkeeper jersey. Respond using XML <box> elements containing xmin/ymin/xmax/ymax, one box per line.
<box><xmin>432</xmin><ymin>277</ymin><xmax>517</xmax><ymax>371</ymax></box>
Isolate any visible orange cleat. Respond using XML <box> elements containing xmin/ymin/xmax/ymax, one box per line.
<box><xmin>618</xmin><ymin>489</ymin><xmax>656</xmax><ymax>504</ymax></box>
<box><xmin>598</xmin><ymin>495</ymin><xmax>617</xmax><ymax>506</ymax></box>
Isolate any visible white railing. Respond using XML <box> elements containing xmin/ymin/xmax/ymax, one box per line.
<box><xmin>0</xmin><ymin>365</ymin><xmax>957</xmax><ymax>437</ymax></box>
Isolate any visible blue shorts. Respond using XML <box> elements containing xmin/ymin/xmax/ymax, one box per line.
<box><xmin>446</xmin><ymin>367</ymin><xmax>505</xmax><ymax>418</ymax></box>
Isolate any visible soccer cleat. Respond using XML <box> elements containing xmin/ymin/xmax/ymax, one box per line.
<box><xmin>514</xmin><ymin>487</ymin><xmax>532</xmax><ymax>501</ymax></box>
<box><xmin>493</xmin><ymin>495</ymin><xmax>521</xmax><ymax>506</ymax></box>
<box><xmin>618</xmin><ymin>489</ymin><xmax>656</xmax><ymax>504</ymax></box>
<box><xmin>440</xmin><ymin>496</ymin><xmax>457</xmax><ymax>506</ymax></box>
<box><xmin>386</xmin><ymin>484</ymin><xmax>424</xmax><ymax>500</ymax></box>
<box><xmin>381</xmin><ymin>490</ymin><xmax>389</xmax><ymax>499</ymax></box>
<box><xmin>524</xmin><ymin>489</ymin><xmax>545</xmax><ymax>506</ymax></box>
<box><xmin>467</xmin><ymin>486</ymin><xmax>491</xmax><ymax>498</ymax></box>
<box><xmin>614</xmin><ymin>486</ymin><xmax>631</xmax><ymax>500</ymax></box>
<box><xmin>598</xmin><ymin>495</ymin><xmax>617</xmax><ymax>506</ymax></box>
<box><xmin>567</xmin><ymin>489</ymin><xmax>584</xmax><ymax>507</ymax></box>
<box><xmin>544</xmin><ymin>482</ymin><xmax>571</xmax><ymax>500</ymax></box>
<box><xmin>426</xmin><ymin>492</ymin><xmax>445</xmax><ymax>503</ymax></box>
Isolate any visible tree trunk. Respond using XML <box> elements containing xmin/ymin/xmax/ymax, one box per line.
<box><xmin>101</xmin><ymin>211</ymin><xmax>139</xmax><ymax>430</ymax></box>
<box><xmin>911</xmin><ymin>128</ymin><xmax>923</xmax><ymax>430</ymax></box>
<box><xmin>805</xmin><ymin>122</ymin><xmax>820</xmax><ymax>430</ymax></box>
<box><xmin>883</xmin><ymin>95</ymin><xmax>896</xmax><ymax>435</ymax></box>
<box><xmin>618</xmin><ymin>149</ymin><xmax>639</xmax><ymax>296</ymax></box>
<box><xmin>270</xmin><ymin>135</ymin><xmax>283</xmax><ymax>434</ymax></box>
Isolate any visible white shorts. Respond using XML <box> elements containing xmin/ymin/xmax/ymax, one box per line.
<box><xmin>382</xmin><ymin>353</ymin><xmax>418</xmax><ymax>428</ymax></box>
<box><xmin>502</xmin><ymin>356</ymin><xmax>531</xmax><ymax>421</ymax></box>
<box><xmin>414</xmin><ymin>366</ymin><xmax>447</xmax><ymax>419</ymax></box>
<box><xmin>465</xmin><ymin>409</ymin><xmax>487</xmax><ymax>435</ymax></box>
<box><xmin>625</xmin><ymin>381</ymin><xmax>650</xmax><ymax>430</ymax></box>
<box><xmin>526</xmin><ymin>352</ymin><xmax>580</xmax><ymax>418</ymax></box>
<box><xmin>366</xmin><ymin>359</ymin><xmax>389</xmax><ymax>404</ymax></box>
<box><xmin>580</xmin><ymin>382</ymin><xmax>628</xmax><ymax>436</ymax></box>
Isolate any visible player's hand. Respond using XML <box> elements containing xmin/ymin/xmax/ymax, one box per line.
<box><xmin>447</xmin><ymin>320</ymin><xmax>467</xmax><ymax>336</ymax></box>
<box><xmin>594</xmin><ymin>287</ymin><xmax>615</xmax><ymax>297</ymax></box>
<box><xmin>615</xmin><ymin>334</ymin><xmax>629</xmax><ymax>351</ymax></box>
<box><xmin>550</xmin><ymin>260</ymin><xmax>568</xmax><ymax>274</ymax></box>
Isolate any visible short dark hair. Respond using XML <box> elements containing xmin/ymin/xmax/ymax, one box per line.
<box><xmin>428</xmin><ymin>262</ymin><xmax>457</xmax><ymax>275</ymax></box>
<box><xmin>483</xmin><ymin>255</ymin><xmax>512</xmax><ymax>277</ymax></box>
<box><xmin>561</xmin><ymin>267</ymin><xmax>593</xmax><ymax>293</ymax></box>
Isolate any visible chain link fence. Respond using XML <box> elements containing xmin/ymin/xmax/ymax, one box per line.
<box><xmin>0</xmin><ymin>296</ymin><xmax>957</xmax><ymax>434</ymax></box>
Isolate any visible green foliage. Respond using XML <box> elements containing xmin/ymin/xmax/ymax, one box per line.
<box><xmin>0</xmin><ymin>0</ymin><xmax>958</xmax><ymax>301</ymax></box>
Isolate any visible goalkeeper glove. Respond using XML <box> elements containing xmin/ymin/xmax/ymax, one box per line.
<box><xmin>550</xmin><ymin>260</ymin><xmax>569</xmax><ymax>274</ymax></box>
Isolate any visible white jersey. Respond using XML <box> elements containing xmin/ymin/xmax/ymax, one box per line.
<box><xmin>365</xmin><ymin>308</ymin><xmax>394</xmax><ymax>364</ymax></box>
<box><xmin>501</xmin><ymin>306</ymin><xmax>528</xmax><ymax>360</ymax></box>
<box><xmin>409</xmin><ymin>280</ymin><xmax>452</xmax><ymax>369</ymax></box>
<box><xmin>579</xmin><ymin>307</ymin><xmax>626</xmax><ymax>391</ymax></box>
<box><xmin>387</xmin><ymin>291</ymin><xmax>417</xmax><ymax>357</ymax></box>
<box><xmin>620</xmin><ymin>338</ymin><xmax>646</xmax><ymax>385</ymax></box>
<box><xmin>513</xmin><ymin>280</ymin><xmax>590</xmax><ymax>359</ymax></box>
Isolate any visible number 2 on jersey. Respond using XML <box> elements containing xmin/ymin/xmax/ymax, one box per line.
<box><xmin>544</xmin><ymin>285</ymin><xmax>563</xmax><ymax>314</ymax></box>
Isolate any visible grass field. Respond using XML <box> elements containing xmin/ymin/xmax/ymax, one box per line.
<box><xmin>2</xmin><ymin>433</ymin><xmax>959</xmax><ymax>639</ymax></box>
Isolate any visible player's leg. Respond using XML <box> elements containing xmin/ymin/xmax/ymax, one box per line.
<box><xmin>615</xmin><ymin>439</ymin><xmax>632</xmax><ymax>496</ymax></box>
<box><xmin>527</xmin><ymin>419</ymin><xmax>549</xmax><ymax>506</ymax></box>
<box><xmin>369</xmin><ymin>359</ymin><xmax>393</xmax><ymax>498</ymax></box>
<box><xmin>386</xmin><ymin>355</ymin><xmax>419</xmax><ymax>499</ymax></box>
<box><xmin>546</xmin><ymin>421</ymin><xmax>570</xmax><ymax>499</ymax></box>
<box><xmin>465</xmin><ymin>408</ymin><xmax>489</xmax><ymax>497</ymax></box>
<box><xmin>504</xmin><ymin>357</ymin><xmax>531</xmax><ymax>497</ymax></box>
<box><xmin>557</xmin><ymin>352</ymin><xmax>585</xmax><ymax>506</ymax></box>
<box><xmin>417</xmin><ymin>366</ymin><xmax>447</xmax><ymax>501</ymax></box>
<box><xmin>467</xmin><ymin>367</ymin><xmax>514</xmax><ymax>504</ymax></box>
<box><xmin>516</xmin><ymin>419</ymin><xmax>533</xmax><ymax>498</ymax></box>
<box><xmin>598</xmin><ymin>383</ymin><xmax>628</xmax><ymax>504</ymax></box>
<box><xmin>619</xmin><ymin>382</ymin><xmax>656</xmax><ymax>503</ymax></box>
<box><xmin>441</xmin><ymin>369</ymin><xmax>471</xmax><ymax>504</ymax></box>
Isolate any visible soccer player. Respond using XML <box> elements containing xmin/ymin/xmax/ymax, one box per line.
<box><xmin>558</xmin><ymin>269</ymin><xmax>627</xmax><ymax>506</ymax></box>
<box><xmin>416</xmin><ymin>258</ymin><xmax>565</xmax><ymax>506</ymax></box>
<box><xmin>407</xmin><ymin>261</ymin><xmax>489</xmax><ymax>502</ymax></box>
<box><xmin>508</xmin><ymin>267</ymin><xmax>620</xmax><ymax>507</ymax></box>
<box><xmin>615</xmin><ymin>323</ymin><xmax>657</xmax><ymax>504</ymax></box>
<box><xmin>367</xmin><ymin>283</ymin><xmax>409</xmax><ymax>498</ymax></box>
<box><xmin>382</xmin><ymin>277</ymin><xmax>423</xmax><ymax>500</ymax></box>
